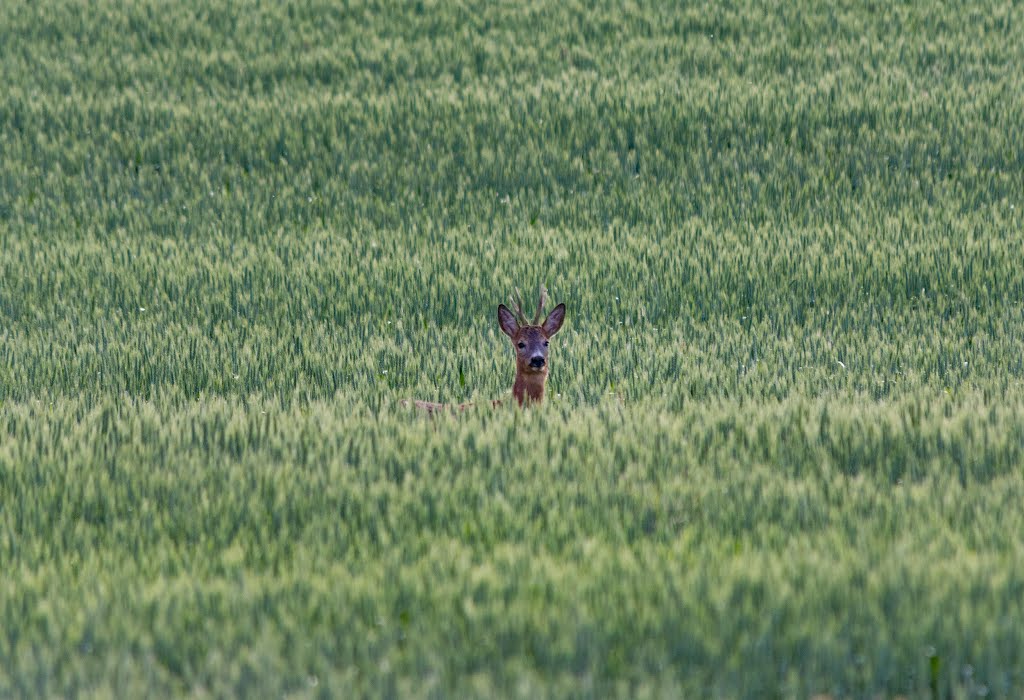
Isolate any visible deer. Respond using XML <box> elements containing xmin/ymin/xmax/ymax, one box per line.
<box><xmin>404</xmin><ymin>285</ymin><xmax>566</xmax><ymax>414</ymax></box>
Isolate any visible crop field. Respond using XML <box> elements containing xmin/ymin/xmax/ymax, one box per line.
<box><xmin>2</xmin><ymin>0</ymin><xmax>1024</xmax><ymax>697</ymax></box>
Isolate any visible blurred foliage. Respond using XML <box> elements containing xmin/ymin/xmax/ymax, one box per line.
<box><xmin>1</xmin><ymin>0</ymin><xmax>1022</xmax><ymax>696</ymax></box>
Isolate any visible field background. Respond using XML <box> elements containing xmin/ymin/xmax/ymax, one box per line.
<box><xmin>2</xmin><ymin>0</ymin><xmax>1023</xmax><ymax>697</ymax></box>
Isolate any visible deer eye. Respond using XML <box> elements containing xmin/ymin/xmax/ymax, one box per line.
<box><xmin>517</xmin><ymin>342</ymin><xmax>526</xmax><ymax>349</ymax></box>
<box><xmin>544</xmin><ymin>341</ymin><xmax>549</xmax><ymax>346</ymax></box>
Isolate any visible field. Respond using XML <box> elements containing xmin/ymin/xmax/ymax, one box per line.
<box><xmin>2</xmin><ymin>0</ymin><xmax>1023</xmax><ymax>696</ymax></box>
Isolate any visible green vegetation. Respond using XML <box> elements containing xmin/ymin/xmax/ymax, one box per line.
<box><xmin>2</xmin><ymin>0</ymin><xmax>1023</xmax><ymax>696</ymax></box>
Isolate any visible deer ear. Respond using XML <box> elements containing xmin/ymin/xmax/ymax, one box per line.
<box><xmin>542</xmin><ymin>303</ymin><xmax>566</xmax><ymax>336</ymax></box>
<box><xmin>497</xmin><ymin>304</ymin><xmax>519</xmax><ymax>338</ymax></box>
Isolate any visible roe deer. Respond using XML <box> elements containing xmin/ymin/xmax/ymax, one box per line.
<box><xmin>404</xmin><ymin>285</ymin><xmax>566</xmax><ymax>413</ymax></box>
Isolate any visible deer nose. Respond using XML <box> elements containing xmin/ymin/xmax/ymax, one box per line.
<box><xmin>530</xmin><ymin>356</ymin><xmax>546</xmax><ymax>368</ymax></box>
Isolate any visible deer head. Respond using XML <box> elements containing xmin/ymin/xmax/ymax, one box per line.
<box><xmin>497</xmin><ymin>285</ymin><xmax>566</xmax><ymax>404</ymax></box>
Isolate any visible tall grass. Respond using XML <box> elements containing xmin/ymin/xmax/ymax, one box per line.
<box><xmin>1</xmin><ymin>0</ymin><xmax>1023</xmax><ymax>696</ymax></box>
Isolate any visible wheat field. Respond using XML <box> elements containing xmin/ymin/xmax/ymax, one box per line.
<box><xmin>2</xmin><ymin>0</ymin><xmax>1023</xmax><ymax>697</ymax></box>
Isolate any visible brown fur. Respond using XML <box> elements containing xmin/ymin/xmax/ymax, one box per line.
<box><xmin>402</xmin><ymin>292</ymin><xmax>566</xmax><ymax>412</ymax></box>
<box><xmin>497</xmin><ymin>310</ymin><xmax>566</xmax><ymax>405</ymax></box>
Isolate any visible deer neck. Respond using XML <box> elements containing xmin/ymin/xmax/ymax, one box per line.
<box><xmin>512</xmin><ymin>368</ymin><xmax>546</xmax><ymax>405</ymax></box>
